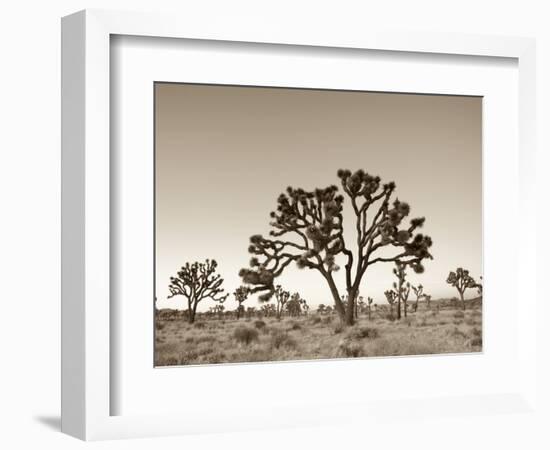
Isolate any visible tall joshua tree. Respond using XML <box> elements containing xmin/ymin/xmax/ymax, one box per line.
<box><xmin>233</xmin><ymin>286</ymin><xmax>250</xmax><ymax>320</ymax></box>
<box><xmin>446</xmin><ymin>267</ymin><xmax>478</xmax><ymax>311</ymax></box>
<box><xmin>167</xmin><ymin>259</ymin><xmax>229</xmax><ymax>323</ymax></box>
<box><xmin>239</xmin><ymin>169</ymin><xmax>433</xmax><ymax>326</ymax></box>
<box><xmin>274</xmin><ymin>285</ymin><xmax>290</xmax><ymax>319</ymax></box>
<box><xmin>392</xmin><ymin>262</ymin><xmax>411</xmax><ymax>319</ymax></box>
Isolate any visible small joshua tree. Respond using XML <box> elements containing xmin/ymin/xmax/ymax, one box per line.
<box><xmin>392</xmin><ymin>262</ymin><xmax>410</xmax><ymax>319</ymax></box>
<box><xmin>317</xmin><ymin>304</ymin><xmax>326</xmax><ymax>315</ymax></box>
<box><xmin>446</xmin><ymin>267</ymin><xmax>478</xmax><ymax>310</ymax></box>
<box><xmin>261</xmin><ymin>303</ymin><xmax>276</xmax><ymax>318</ymax></box>
<box><xmin>357</xmin><ymin>296</ymin><xmax>365</xmax><ymax>318</ymax></box>
<box><xmin>300</xmin><ymin>298</ymin><xmax>310</xmax><ymax>315</ymax></box>
<box><xmin>384</xmin><ymin>290</ymin><xmax>397</xmax><ymax>319</ymax></box>
<box><xmin>367</xmin><ymin>297</ymin><xmax>373</xmax><ymax>320</ymax></box>
<box><xmin>168</xmin><ymin>259</ymin><xmax>229</xmax><ymax>323</ymax></box>
<box><xmin>424</xmin><ymin>294</ymin><xmax>432</xmax><ymax>309</ymax></box>
<box><xmin>233</xmin><ymin>286</ymin><xmax>250</xmax><ymax>320</ymax></box>
<box><xmin>239</xmin><ymin>169</ymin><xmax>433</xmax><ymax>326</ymax></box>
<box><xmin>286</xmin><ymin>293</ymin><xmax>303</xmax><ymax>317</ymax></box>
<box><xmin>411</xmin><ymin>284</ymin><xmax>425</xmax><ymax>313</ymax></box>
<box><xmin>274</xmin><ymin>285</ymin><xmax>290</xmax><ymax>319</ymax></box>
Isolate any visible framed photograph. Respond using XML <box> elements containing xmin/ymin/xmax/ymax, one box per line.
<box><xmin>61</xmin><ymin>9</ymin><xmax>537</xmax><ymax>441</ymax></box>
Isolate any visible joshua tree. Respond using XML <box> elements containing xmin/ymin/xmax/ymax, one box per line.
<box><xmin>424</xmin><ymin>294</ymin><xmax>432</xmax><ymax>309</ymax></box>
<box><xmin>246</xmin><ymin>306</ymin><xmax>257</xmax><ymax>319</ymax></box>
<box><xmin>384</xmin><ymin>290</ymin><xmax>397</xmax><ymax>319</ymax></box>
<box><xmin>261</xmin><ymin>303</ymin><xmax>276</xmax><ymax>318</ymax></box>
<box><xmin>357</xmin><ymin>296</ymin><xmax>365</xmax><ymax>318</ymax></box>
<box><xmin>287</xmin><ymin>293</ymin><xmax>303</xmax><ymax>317</ymax></box>
<box><xmin>168</xmin><ymin>259</ymin><xmax>228</xmax><ymax>323</ymax></box>
<box><xmin>239</xmin><ymin>169</ymin><xmax>433</xmax><ymax>326</ymax></box>
<box><xmin>411</xmin><ymin>284</ymin><xmax>426</xmax><ymax>313</ymax></box>
<box><xmin>367</xmin><ymin>297</ymin><xmax>373</xmax><ymax>320</ymax></box>
<box><xmin>317</xmin><ymin>304</ymin><xmax>326</xmax><ymax>315</ymax></box>
<box><xmin>392</xmin><ymin>262</ymin><xmax>411</xmax><ymax>319</ymax></box>
<box><xmin>233</xmin><ymin>286</ymin><xmax>250</xmax><ymax>320</ymax></box>
<box><xmin>274</xmin><ymin>285</ymin><xmax>290</xmax><ymax>319</ymax></box>
<box><xmin>300</xmin><ymin>298</ymin><xmax>310</xmax><ymax>315</ymax></box>
<box><xmin>446</xmin><ymin>267</ymin><xmax>478</xmax><ymax>310</ymax></box>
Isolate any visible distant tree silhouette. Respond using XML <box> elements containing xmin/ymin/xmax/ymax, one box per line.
<box><xmin>239</xmin><ymin>169</ymin><xmax>432</xmax><ymax>326</ymax></box>
<box><xmin>367</xmin><ymin>297</ymin><xmax>374</xmax><ymax>320</ymax></box>
<box><xmin>317</xmin><ymin>304</ymin><xmax>326</xmax><ymax>315</ymax></box>
<box><xmin>384</xmin><ymin>290</ymin><xmax>397</xmax><ymax>319</ymax></box>
<box><xmin>274</xmin><ymin>285</ymin><xmax>290</xmax><ymax>319</ymax></box>
<box><xmin>233</xmin><ymin>286</ymin><xmax>250</xmax><ymax>320</ymax></box>
<box><xmin>287</xmin><ymin>292</ymin><xmax>304</xmax><ymax>317</ymax></box>
<box><xmin>446</xmin><ymin>268</ymin><xmax>478</xmax><ymax>310</ymax></box>
<box><xmin>392</xmin><ymin>262</ymin><xmax>411</xmax><ymax>319</ymax></box>
<box><xmin>167</xmin><ymin>259</ymin><xmax>228</xmax><ymax>323</ymax></box>
<box><xmin>411</xmin><ymin>284</ymin><xmax>427</xmax><ymax>312</ymax></box>
<box><xmin>261</xmin><ymin>303</ymin><xmax>276</xmax><ymax>318</ymax></box>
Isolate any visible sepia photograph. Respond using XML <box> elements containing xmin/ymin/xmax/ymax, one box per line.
<box><xmin>154</xmin><ymin>83</ymin><xmax>483</xmax><ymax>367</ymax></box>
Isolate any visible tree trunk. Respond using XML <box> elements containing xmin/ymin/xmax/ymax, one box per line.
<box><xmin>460</xmin><ymin>291</ymin><xmax>465</xmax><ymax>310</ymax></box>
<box><xmin>403</xmin><ymin>301</ymin><xmax>408</xmax><ymax>318</ymax></box>
<box><xmin>322</xmin><ymin>273</ymin><xmax>347</xmax><ymax>324</ymax></box>
<box><xmin>396</xmin><ymin>297</ymin><xmax>401</xmax><ymax>320</ymax></box>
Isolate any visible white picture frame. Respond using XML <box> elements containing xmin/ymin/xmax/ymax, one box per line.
<box><xmin>61</xmin><ymin>9</ymin><xmax>537</xmax><ymax>441</ymax></box>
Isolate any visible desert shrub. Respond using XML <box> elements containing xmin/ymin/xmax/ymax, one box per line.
<box><xmin>471</xmin><ymin>327</ymin><xmax>482</xmax><ymax>337</ymax></box>
<box><xmin>160</xmin><ymin>357</ymin><xmax>179</xmax><ymax>366</ymax></box>
<box><xmin>205</xmin><ymin>352</ymin><xmax>227</xmax><ymax>364</ymax></box>
<box><xmin>155</xmin><ymin>321</ymin><xmax>165</xmax><ymax>331</ymax></box>
<box><xmin>322</xmin><ymin>316</ymin><xmax>333</xmax><ymax>325</ymax></box>
<box><xmin>233</xmin><ymin>326</ymin><xmax>259</xmax><ymax>345</ymax></box>
<box><xmin>333</xmin><ymin>323</ymin><xmax>344</xmax><ymax>334</ymax></box>
<box><xmin>194</xmin><ymin>322</ymin><xmax>206</xmax><ymax>329</ymax></box>
<box><xmin>453</xmin><ymin>311</ymin><xmax>465</xmax><ymax>319</ymax></box>
<box><xmin>338</xmin><ymin>340</ymin><xmax>365</xmax><ymax>358</ymax></box>
<box><xmin>194</xmin><ymin>334</ymin><xmax>217</xmax><ymax>344</ymax></box>
<box><xmin>449</xmin><ymin>327</ymin><xmax>467</xmax><ymax>339</ymax></box>
<box><xmin>471</xmin><ymin>310</ymin><xmax>482</xmax><ymax>317</ymax></box>
<box><xmin>310</xmin><ymin>316</ymin><xmax>322</xmax><ymax>325</ymax></box>
<box><xmin>184</xmin><ymin>336</ymin><xmax>195</xmax><ymax>344</ymax></box>
<box><xmin>254</xmin><ymin>320</ymin><xmax>266</xmax><ymax>329</ymax></box>
<box><xmin>385</xmin><ymin>314</ymin><xmax>396</xmax><ymax>322</ymax></box>
<box><xmin>403</xmin><ymin>317</ymin><xmax>414</xmax><ymax>327</ymax></box>
<box><xmin>289</xmin><ymin>322</ymin><xmax>301</xmax><ymax>331</ymax></box>
<box><xmin>470</xmin><ymin>336</ymin><xmax>482</xmax><ymax>347</ymax></box>
<box><xmin>348</xmin><ymin>326</ymin><xmax>379</xmax><ymax>340</ymax></box>
<box><xmin>270</xmin><ymin>330</ymin><xmax>297</xmax><ymax>350</ymax></box>
<box><xmin>417</xmin><ymin>316</ymin><xmax>430</xmax><ymax>327</ymax></box>
<box><xmin>431</xmin><ymin>310</ymin><xmax>439</xmax><ymax>317</ymax></box>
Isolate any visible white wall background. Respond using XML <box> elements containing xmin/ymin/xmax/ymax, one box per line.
<box><xmin>0</xmin><ymin>1</ymin><xmax>547</xmax><ymax>449</ymax></box>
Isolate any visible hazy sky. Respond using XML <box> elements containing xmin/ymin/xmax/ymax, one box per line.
<box><xmin>155</xmin><ymin>83</ymin><xmax>481</xmax><ymax>311</ymax></box>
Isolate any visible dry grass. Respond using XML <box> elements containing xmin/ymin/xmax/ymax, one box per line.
<box><xmin>155</xmin><ymin>302</ymin><xmax>482</xmax><ymax>366</ymax></box>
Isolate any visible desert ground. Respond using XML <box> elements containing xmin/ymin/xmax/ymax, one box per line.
<box><xmin>155</xmin><ymin>298</ymin><xmax>482</xmax><ymax>367</ymax></box>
